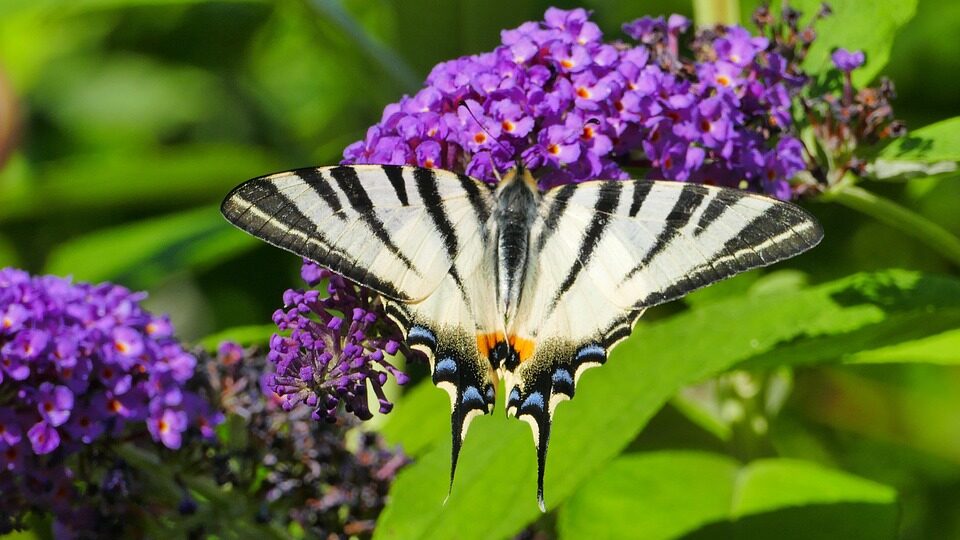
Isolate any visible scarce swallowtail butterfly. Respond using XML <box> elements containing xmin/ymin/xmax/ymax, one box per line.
<box><xmin>222</xmin><ymin>164</ymin><xmax>822</xmax><ymax>510</ymax></box>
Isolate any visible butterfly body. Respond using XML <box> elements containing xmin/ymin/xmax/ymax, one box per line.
<box><xmin>222</xmin><ymin>164</ymin><xmax>822</xmax><ymax>510</ymax></box>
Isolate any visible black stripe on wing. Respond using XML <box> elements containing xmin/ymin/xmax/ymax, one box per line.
<box><xmin>635</xmin><ymin>189</ymin><xmax>823</xmax><ymax>307</ymax></box>
<box><xmin>625</xmin><ymin>184</ymin><xmax>710</xmax><ymax>281</ymax></box>
<box><xmin>296</xmin><ymin>167</ymin><xmax>346</xmax><ymax>220</ymax></box>
<box><xmin>381</xmin><ymin>165</ymin><xmax>411</xmax><ymax>206</ymax></box>
<box><xmin>328</xmin><ymin>166</ymin><xmax>422</xmax><ymax>277</ymax></box>
<box><xmin>221</xmin><ymin>171</ymin><xmax>408</xmax><ymax>300</ymax></box>
<box><xmin>414</xmin><ymin>168</ymin><xmax>471</xmax><ymax>304</ymax></box>
<box><xmin>546</xmin><ymin>181</ymin><xmax>622</xmax><ymax>318</ymax></box>
<box><xmin>535</xmin><ymin>183</ymin><xmax>577</xmax><ymax>252</ymax></box>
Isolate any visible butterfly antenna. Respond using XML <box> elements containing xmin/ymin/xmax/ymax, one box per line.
<box><xmin>459</xmin><ymin>101</ymin><xmax>514</xmax><ymax>182</ymax></box>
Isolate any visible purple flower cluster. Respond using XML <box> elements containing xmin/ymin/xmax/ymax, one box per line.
<box><xmin>343</xmin><ymin>7</ymin><xmax>810</xmax><ymax>198</ymax></box>
<box><xmin>0</xmin><ymin>268</ymin><xmax>219</xmax><ymax>459</ymax></box>
<box><xmin>267</xmin><ymin>263</ymin><xmax>409</xmax><ymax>422</ymax></box>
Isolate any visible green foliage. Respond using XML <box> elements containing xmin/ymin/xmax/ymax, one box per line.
<box><xmin>558</xmin><ymin>452</ymin><xmax>896</xmax><ymax>539</ymax></box>
<box><xmin>376</xmin><ymin>270</ymin><xmax>960</xmax><ymax>539</ymax></box>
<box><xmin>878</xmin><ymin>116</ymin><xmax>960</xmax><ymax>164</ymax></box>
<box><xmin>1</xmin><ymin>0</ymin><xmax>960</xmax><ymax>538</ymax></box>
<box><xmin>44</xmin><ymin>205</ymin><xmax>258</xmax><ymax>289</ymax></box>
<box><xmin>795</xmin><ymin>0</ymin><xmax>917</xmax><ymax>86</ymax></box>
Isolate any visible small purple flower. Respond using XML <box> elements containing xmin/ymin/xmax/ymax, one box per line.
<box><xmin>147</xmin><ymin>408</ymin><xmax>188</xmax><ymax>449</ymax></box>
<box><xmin>36</xmin><ymin>383</ymin><xmax>74</xmax><ymax>427</ymax></box>
<box><xmin>27</xmin><ymin>421</ymin><xmax>60</xmax><ymax>455</ymax></box>
<box><xmin>0</xmin><ymin>410</ymin><xmax>22</xmax><ymax>446</ymax></box>
<box><xmin>831</xmin><ymin>48</ymin><xmax>865</xmax><ymax>72</ymax></box>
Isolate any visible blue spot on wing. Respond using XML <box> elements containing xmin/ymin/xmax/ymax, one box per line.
<box><xmin>508</xmin><ymin>387</ymin><xmax>521</xmax><ymax>407</ymax></box>
<box><xmin>408</xmin><ymin>325</ymin><xmax>437</xmax><ymax>346</ymax></box>
<box><xmin>522</xmin><ymin>392</ymin><xmax>545</xmax><ymax>411</ymax></box>
<box><xmin>576</xmin><ymin>344</ymin><xmax>606</xmax><ymax>362</ymax></box>
<box><xmin>435</xmin><ymin>357</ymin><xmax>457</xmax><ymax>375</ymax></box>
<box><xmin>552</xmin><ymin>369</ymin><xmax>574</xmax><ymax>385</ymax></box>
<box><xmin>462</xmin><ymin>386</ymin><xmax>484</xmax><ymax>406</ymax></box>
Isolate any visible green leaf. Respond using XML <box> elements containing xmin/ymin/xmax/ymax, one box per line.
<box><xmin>380</xmin><ymin>377</ymin><xmax>450</xmax><ymax>457</ymax></box>
<box><xmin>868</xmin><ymin>117</ymin><xmax>960</xmax><ymax>181</ymax></box>
<box><xmin>866</xmin><ymin>160</ymin><xmax>957</xmax><ymax>182</ymax></box>
<box><xmin>558</xmin><ymin>452</ymin><xmax>897</xmax><ymax>540</ymax></box>
<box><xmin>44</xmin><ymin>205</ymin><xmax>259</xmax><ymax>289</ymax></box>
<box><xmin>742</xmin><ymin>271</ymin><xmax>960</xmax><ymax>370</ymax></box>
<box><xmin>878</xmin><ymin>116</ymin><xmax>960</xmax><ymax>163</ymax></box>
<box><xmin>844</xmin><ymin>328</ymin><xmax>960</xmax><ymax>365</ymax></box>
<box><xmin>374</xmin><ymin>270</ymin><xmax>955</xmax><ymax>540</ymax></box>
<box><xmin>794</xmin><ymin>0</ymin><xmax>917</xmax><ymax>86</ymax></box>
<box><xmin>0</xmin><ymin>233</ymin><xmax>21</xmax><ymax>267</ymax></box>
<box><xmin>0</xmin><ymin>144</ymin><xmax>278</xmax><ymax>221</ymax></box>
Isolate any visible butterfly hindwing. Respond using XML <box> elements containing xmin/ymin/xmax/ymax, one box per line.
<box><xmin>504</xmin><ymin>179</ymin><xmax>823</xmax><ymax>509</ymax></box>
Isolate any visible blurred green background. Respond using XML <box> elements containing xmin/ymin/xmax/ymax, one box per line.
<box><xmin>1</xmin><ymin>0</ymin><xmax>959</xmax><ymax>538</ymax></box>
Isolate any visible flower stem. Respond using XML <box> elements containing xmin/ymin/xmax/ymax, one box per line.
<box><xmin>307</xmin><ymin>0</ymin><xmax>420</xmax><ymax>93</ymax></box>
<box><xmin>693</xmin><ymin>0</ymin><xmax>741</xmax><ymax>26</ymax></box>
<box><xmin>822</xmin><ymin>183</ymin><xmax>960</xmax><ymax>267</ymax></box>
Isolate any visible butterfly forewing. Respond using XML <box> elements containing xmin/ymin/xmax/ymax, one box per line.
<box><xmin>503</xmin><ymin>178</ymin><xmax>822</xmax><ymax>509</ymax></box>
<box><xmin>222</xmin><ymin>164</ymin><xmax>488</xmax><ymax>302</ymax></box>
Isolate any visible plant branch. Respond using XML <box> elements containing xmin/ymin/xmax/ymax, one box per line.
<box><xmin>307</xmin><ymin>0</ymin><xmax>420</xmax><ymax>93</ymax></box>
<box><xmin>822</xmin><ymin>183</ymin><xmax>960</xmax><ymax>268</ymax></box>
<box><xmin>693</xmin><ymin>0</ymin><xmax>741</xmax><ymax>26</ymax></box>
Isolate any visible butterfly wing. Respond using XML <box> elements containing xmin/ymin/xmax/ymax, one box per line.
<box><xmin>506</xmin><ymin>179</ymin><xmax>823</xmax><ymax>509</ymax></box>
<box><xmin>222</xmin><ymin>164</ymin><xmax>493</xmax><ymax>302</ymax></box>
<box><xmin>223</xmin><ymin>165</ymin><xmax>500</xmax><ymax>490</ymax></box>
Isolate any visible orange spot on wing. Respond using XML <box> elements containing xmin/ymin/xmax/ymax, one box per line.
<box><xmin>476</xmin><ymin>332</ymin><xmax>504</xmax><ymax>358</ymax></box>
<box><xmin>508</xmin><ymin>335</ymin><xmax>536</xmax><ymax>363</ymax></box>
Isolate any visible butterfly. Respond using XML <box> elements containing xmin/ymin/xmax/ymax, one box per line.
<box><xmin>221</xmin><ymin>164</ymin><xmax>822</xmax><ymax>510</ymax></box>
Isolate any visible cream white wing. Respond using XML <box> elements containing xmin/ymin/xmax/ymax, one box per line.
<box><xmin>504</xmin><ymin>179</ymin><xmax>822</xmax><ymax>510</ymax></box>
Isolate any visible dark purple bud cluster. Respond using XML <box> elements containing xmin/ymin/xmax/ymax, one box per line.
<box><xmin>206</xmin><ymin>343</ymin><xmax>407</xmax><ymax>537</ymax></box>
<box><xmin>266</xmin><ymin>263</ymin><xmax>409</xmax><ymax>422</ymax></box>
<box><xmin>799</xmin><ymin>49</ymin><xmax>905</xmax><ymax>185</ymax></box>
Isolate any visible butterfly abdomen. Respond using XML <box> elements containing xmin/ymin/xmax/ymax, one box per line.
<box><xmin>493</xmin><ymin>169</ymin><xmax>541</xmax><ymax>323</ymax></box>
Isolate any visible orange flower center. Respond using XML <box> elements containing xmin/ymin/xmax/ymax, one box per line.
<box><xmin>473</xmin><ymin>132</ymin><xmax>487</xmax><ymax>144</ymax></box>
<box><xmin>581</xmin><ymin>126</ymin><xmax>595</xmax><ymax>140</ymax></box>
<box><xmin>576</xmin><ymin>87</ymin><xmax>591</xmax><ymax>99</ymax></box>
<box><xmin>108</xmin><ymin>399</ymin><xmax>122</xmax><ymax>413</ymax></box>
<box><xmin>502</xmin><ymin>120</ymin><xmax>515</xmax><ymax>133</ymax></box>
<box><xmin>548</xmin><ymin>144</ymin><xmax>561</xmax><ymax>155</ymax></box>
<box><xmin>560</xmin><ymin>59</ymin><xmax>574</xmax><ymax>69</ymax></box>
<box><xmin>716</xmin><ymin>75</ymin><xmax>731</xmax><ymax>87</ymax></box>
